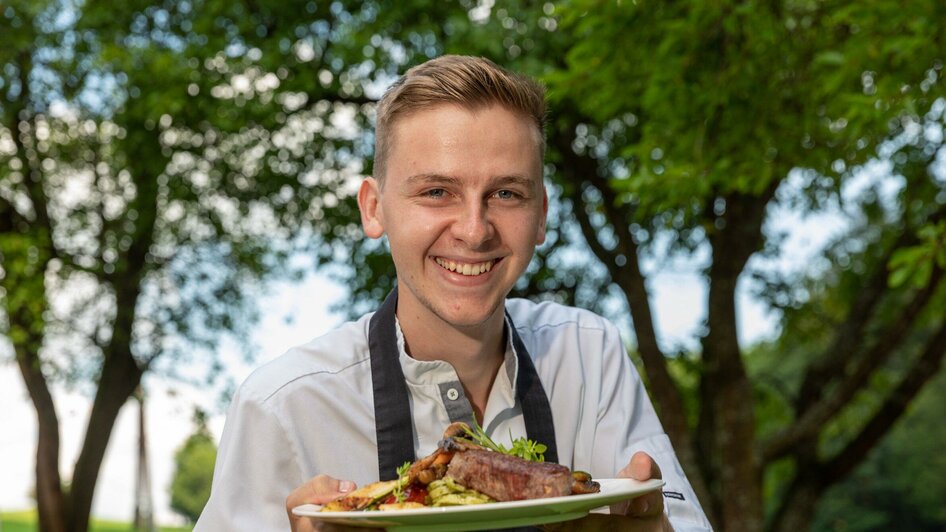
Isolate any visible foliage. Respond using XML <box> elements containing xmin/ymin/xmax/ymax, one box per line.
<box><xmin>169</xmin><ymin>411</ymin><xmax>217</xmax><ymax>523</ymax></box>
<box><xmin>811</xmin><ymin>370</ymin><xmax>946</xmax><ymax>531</ymax></box>
<box><xmin>4</xmin><ymin>1</ymin><xmax>946</xmax><ymax>531</ymax></box>
<box><xmin>310</xmin><ymin>2</ymin><xmax>946</xmax><ymax>530</ymax></box>
<box><xmin>0</xmin><ymin>0</ymin><xmax>397</xmax><ymax>530</ymax></box>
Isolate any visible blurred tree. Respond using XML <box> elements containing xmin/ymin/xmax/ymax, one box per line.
<box><xmin>0</xmin><ymin>1</ymin><xmax>394</xmax><ymax>530</ymax></box>
<box><xmin>4</xmin><ymin>1</ymin><xmax>946</xmax><ymax>532</ymax></box>
<box><xmin>308</xmin><ymin>1</ymin><xmax>946</xmax><ymax>530</ymax></box>
<box><xmin>169</xmin><ymin>409</ymin><xmax>216</xmax><ymax>524</ymax></box>
<box><xmin>536</xmin><ymin>2</ymin><xmax>946</xmax><ymax>530</ymax></box>
<box><xmin>809</xmin><ymin>371</ymin><xmax>946</xmax><ymax>531</ymax></box>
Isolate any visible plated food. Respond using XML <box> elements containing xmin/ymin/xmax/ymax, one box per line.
<box><xmin>322</xmin><ymin>422</ymin><xmax>600</xmax><ymax>512</ymax></box>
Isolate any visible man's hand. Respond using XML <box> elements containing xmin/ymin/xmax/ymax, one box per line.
<box><xmin>542</xmin><ymin>452</ymin><xmax>673</xmax><ymax>531</ymax></box>
<box><xmin>286</xmin><ymin>475</ymin><xmax>361</xmax><ymax>532</ymax></box>
<box><xmin>610</xmin><ymin>451</ymin><xmax>672</xmax><ymax>531</ymax></box>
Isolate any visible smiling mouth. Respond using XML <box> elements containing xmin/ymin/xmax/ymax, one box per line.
<box><xmin>434</xmin><ymin>257</ymin><xmax>496</xmax><ymax>276</ymax></box>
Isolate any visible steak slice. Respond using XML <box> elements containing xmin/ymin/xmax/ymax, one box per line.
<box><xmin>446</xmin><ymin>449</ymin><xmax>572</xmax><ymax>502</ymax></box>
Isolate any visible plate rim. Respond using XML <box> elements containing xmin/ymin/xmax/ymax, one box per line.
<box><xmin>292</xmin><ymin>477</ymin><xmax>665</xmax><ymax>522</ymax></box>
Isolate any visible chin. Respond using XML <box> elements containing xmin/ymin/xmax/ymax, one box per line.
<box><xmin>435</xmin><ymin>301</ymin><xmax>503</xmax><ymax>329</ymax></box>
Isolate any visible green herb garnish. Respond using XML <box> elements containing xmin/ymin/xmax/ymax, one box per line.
<box><xmin>461</xmin><ymin>420</ymin><xmax>547</xmax><ymax>462</ymax></box>
<box><xmin>391</xmin><ymin>461</ymin><xmax>411</xmax><ymax>503</ymax></box>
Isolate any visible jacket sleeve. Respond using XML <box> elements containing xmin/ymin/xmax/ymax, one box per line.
<box><xmin>593</xmin><ymin>320</ymin><xmax>714</xmax><ymax>531</ymax></box>
<box><xmin>194</xmin><ymin>384</ymin><xmax>305</xmax><ymax>532</ymax></box>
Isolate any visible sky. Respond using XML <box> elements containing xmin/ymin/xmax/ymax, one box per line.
<box><xmin>0</xmin><ymin>199</ymin><xmax>840</xmax><ymax>525</ymax></box>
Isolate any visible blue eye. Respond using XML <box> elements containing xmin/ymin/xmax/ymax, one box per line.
<box><xmin>496</xmin><ymin>190</ymin><xmax>518</xmax><ymax>200</ymax></box>
<box><xmin>424</xmin><ymin>189</ymin><xmax>446</xmax><ymax>198</ymax></box>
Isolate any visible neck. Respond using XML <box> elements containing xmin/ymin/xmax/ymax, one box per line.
<box><xmin>396</xmin><ymin>298</ymin><xmax>506</xmax><ymax>421</ymax></box>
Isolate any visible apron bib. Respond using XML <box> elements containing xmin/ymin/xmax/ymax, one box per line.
<box><xmin>368</xmin><ymin>287</ymin><xmax>559</xmax><ymax>480</ymax></box>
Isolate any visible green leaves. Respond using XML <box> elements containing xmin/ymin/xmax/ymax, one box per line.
<box><xmin>888</xmin><ymin>221</ymin><xmax>946</xmax><ymax>289</ymax></box>
<box><xmin>392</xmin><ymin>461</ymin><xmax>412</xmax><ymax>503</ymax></box>
<box><xmin>169</xmin><ymin>414</ymin><xmax>218</xmax><ymax>523</ymax></box>
<box><xmin>461</xmin><ymin>421</ymin><xmax>547</xmax><ymax>463</ymax></box>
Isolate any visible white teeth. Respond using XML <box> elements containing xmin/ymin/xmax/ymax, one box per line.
<box><xmin>435</xmin><ymin>258</ymin><xmax>495</xmax><ymax>276</ymax></box>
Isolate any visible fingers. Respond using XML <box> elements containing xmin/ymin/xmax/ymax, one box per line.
<box><xmin>287</xmin><ymin>475</ymin><xmax>357</xmax><ymax>532</ymax></box>
<box><xmin>287</xmin><ymin>475</ymin><xmax>356</xmax><ymax>509</ymax></box>
<box><xmin>612</xmin><ymin>452</ymin><xmax>665</xmax><ymax>518</ymax></box>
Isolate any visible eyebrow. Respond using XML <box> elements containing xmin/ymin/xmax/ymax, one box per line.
<box><xmin>492</xmin><ymin>174</ymin><xmax>538</xmax><ymax>189</ymax></box>
<box><xmin>403</xmin><ymin>173</ymin><xmax>538</xmax><ymax>188</ymax></box>
<box><xmin>404</xmin><ymin>173</ymin><xmax>463</xmax><ymax>187</ymax></box>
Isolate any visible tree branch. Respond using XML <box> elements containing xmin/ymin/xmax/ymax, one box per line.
<box><xmin>11</xmin><ymin>52</ymin><xmax>58</xmax><ymax>260</ymax></box>
<box><xmin>552</xmin><ymin>128</ymin><xmax>688</xmax><ymax>426</ymax></box>
<box><xmin>825</xmin><ymin>311</ymin><xmax>946</xmax><ymax>480</ymax></box>
<box><xmin>793</xmin><ymin>228</ymin><xmax>915</xmax><ymax>414</ymax></box>
<box><xmin>549</xmin><ymin>120</ymin><xmax>711</xmax><ymax>513</ymax></box>
<box><xmin>762</xmin><ymin>204</ymin><xmax>946</xmax><ymax>462</ymax></box>
<box><xmin>0</xmin><ymin>195</ymin><xmax>23</xmax><ymax>233</ymax></box>
<box><xmin>763</xmin><ymin>265</ymin><xmax>944</xmax><ymax>462</ymax></box>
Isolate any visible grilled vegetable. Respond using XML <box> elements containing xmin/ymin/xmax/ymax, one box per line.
<box><xmin>320</xmin><ymin>479</ymin><xmax>401</xmax><ymax>512</ymax></box>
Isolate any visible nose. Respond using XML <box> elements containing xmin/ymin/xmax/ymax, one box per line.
<box><xmin>452</xmin><ymin>198</ymin><xmax>495</xmax><ymax>248</ymax></box>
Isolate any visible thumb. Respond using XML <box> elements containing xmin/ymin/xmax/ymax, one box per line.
<box><xmin>613</xmin><ymin>452</ymin><xmax>664</xmax><ymax>517</ymax></box>
<box><xmin>627</xmin><ymin>451</ymin><xmax>662</xmax><ymax>481</ymax></box>
<box><xmin>288</xmin><ymin>475</ymin><xmax>357</xmax><ymax>509</ymax></box>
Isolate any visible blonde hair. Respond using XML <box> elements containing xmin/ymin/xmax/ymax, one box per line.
<box><xmin>373</xmin><ymin>55</ymin><xmax>546</xmax><ymax>182</ymax></box>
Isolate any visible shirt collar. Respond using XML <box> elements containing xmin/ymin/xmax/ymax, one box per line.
<box><xmin>393</xmin><ymin>314</ymin><xmax>520</xmax><ymax>399</ymax></box>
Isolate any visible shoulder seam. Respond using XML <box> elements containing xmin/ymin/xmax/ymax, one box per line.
<box><xmin>516</xmin><ymin>319</ymin><xmax>609</xmax><ymax>334</ymax></box>
<box><xmin>261</xmin><ymin>356</ymin><xmax>371</xmax><ymax>403</ymax></box>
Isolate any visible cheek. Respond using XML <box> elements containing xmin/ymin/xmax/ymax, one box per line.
<box><xmin>503</xmin><ymin>210</ymin><xmax>545</xmax><ymax>245</ymax></box>
<box><xmin>386</xmin><ymin>216</ymin><xmax>445</xmax><ymax>256</ymax></box>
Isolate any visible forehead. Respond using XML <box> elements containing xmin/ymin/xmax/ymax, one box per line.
<box><xmin>385</xmin><ymin>104</ymin><xmax>543</xmax><ymax>185</ymax></box>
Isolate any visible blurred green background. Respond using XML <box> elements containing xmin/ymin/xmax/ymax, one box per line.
<box><xmin>2</xmin><ymin>1</ymin><xmax>945</xmax><ymax>531</ymax></box>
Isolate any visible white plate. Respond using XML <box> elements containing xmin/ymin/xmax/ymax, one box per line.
<box><xmin>293</xmin><ymin>477</ymin><xmax>665</xmax><ymax>531</ymax></box>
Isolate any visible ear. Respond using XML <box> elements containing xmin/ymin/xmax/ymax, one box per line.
<box><xmin>535</xmin><ymin>186</ymin><xmax>549</xmax><ymax>245</ymax></box>
<box><xmin>358</xmin><ymin>178</ymin><xmax>385</xmax><ymax>239</ymax></box>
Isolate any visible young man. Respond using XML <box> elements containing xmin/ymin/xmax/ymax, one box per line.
<box><xmin>196</xmin><ymin>56</ymin><xmax>711</xmax><ymax>531</ymax></box>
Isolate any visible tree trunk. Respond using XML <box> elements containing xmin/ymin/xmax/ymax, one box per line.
<box><xmin>4</xmin><ymin>227</ymin><xmax>65</xmax><ymax>532</ymax></box>
<box><xmin>67</xmin><ymin>280</ymin><xmax>144</xmax><ymax>532</ymax></box>
<box><xmin>698</xmin><ymin>188</ymin><xmax>777</xmax><ymax>532</ymax></box>
<box><xmin>134</xmin><ymin>388</ymin><xmax>155</xmax><ymax>532</ymax></box>
<box><xmin>66</xmin><ymin>353</ymin><xmax>143</xmax><ymax>532</ymax></box>
<box><xmin>701</xmin><ymin>271</ymin><xmax>763</xmax><ymax>532</ymax></box>
<box><xmin>770</xmin><ymin>473</ymin><xmax>824</xmax><ymax>532</ymax></box>
<box><xmin>17</xmin><ymin>351</ymin><xmax>67</xmax><ymax>532</ymax></box>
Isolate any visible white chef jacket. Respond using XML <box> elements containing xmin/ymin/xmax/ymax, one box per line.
<box><xmin>196</xmin><ymin>298</ymin><xmax>711</xmax><ymax>531</ymax></box>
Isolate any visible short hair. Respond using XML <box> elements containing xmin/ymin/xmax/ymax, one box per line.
<box><xmin>373</xmin><ymin>55</ymin><xmax>546</xmax><ymax>182</ymax></box>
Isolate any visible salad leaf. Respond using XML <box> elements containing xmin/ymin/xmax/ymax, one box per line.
<box><xmin>461</xmin><ymin>421</ymin><xmax>547</xmax><ymax>462</ymax></box>
<box><xmin>392</xmin><ymin>461</ymin><xmax>411</xmax><ymax>503</ymax></box>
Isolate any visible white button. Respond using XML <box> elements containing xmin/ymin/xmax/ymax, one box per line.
<box><xmin>446</xmin><ymin>388</ymin><xmax>460</xmax><ymax>401</ymax></box>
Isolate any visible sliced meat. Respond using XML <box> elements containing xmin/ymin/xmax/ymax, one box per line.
<box><xmin>446</xmin><ymin>449</ymin><xmax>572</xmax><ymax>502</ymax></box>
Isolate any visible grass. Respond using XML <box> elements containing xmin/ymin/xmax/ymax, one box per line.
<box><xmin>0</xmin><ymin>510</ymin><xmax>193</xmax><ymax>532</ymax></box>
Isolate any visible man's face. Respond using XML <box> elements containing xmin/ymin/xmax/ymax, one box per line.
<box><xmin>359</xmin><ymin>104</ymin><xmax>547</xmax><ymax>330</ymax></box>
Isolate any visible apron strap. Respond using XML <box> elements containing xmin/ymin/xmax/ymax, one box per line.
<box><xmin>368</xmin><ymin>287</ymin><xmax>416</xmax><ymax>480</ymax></box>
<box><xmin>507</xmin><ymin>311</ymin><xmax>559</xmax><ymax>464</ymax></box>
